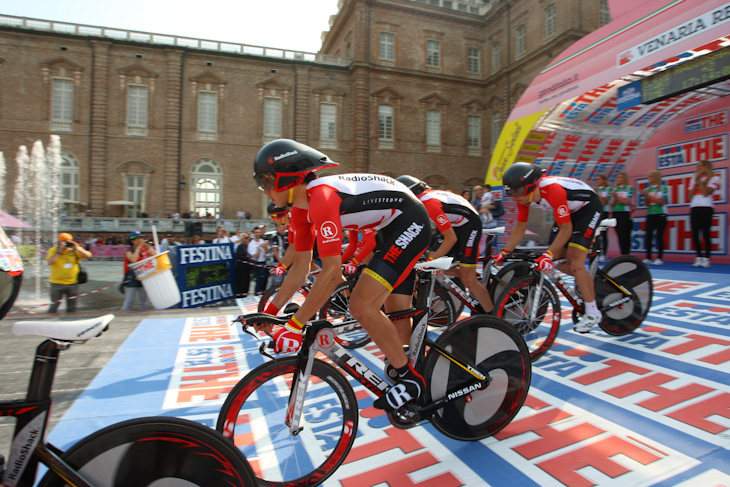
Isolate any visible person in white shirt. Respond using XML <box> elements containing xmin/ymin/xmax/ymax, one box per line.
<box><xmin>212</xmin><ymin>227</ymin><xmax>233</xmax><ymax>244</ymax></box>
<box><xmin>689</xmin><ymin>159</ymin><xmax>721</xmax><ymax>267</ymax></box>
<box><xmin>247</xmin><ymin>225</ymin><xmax>270</xmax><ymax>293</ymax></box>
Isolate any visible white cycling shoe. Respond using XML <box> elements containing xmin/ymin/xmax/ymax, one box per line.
<box><xmin>573</xmin><ymin>313</ymin><xmax>601</xmax><ymax>334</ymax></box>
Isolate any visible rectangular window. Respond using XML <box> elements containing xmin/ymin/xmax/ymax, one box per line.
<box><xmin>198</xmin><ymin>91</ymin><xmax>218</xmax><ymax>141</ymax></box>
<box><xmin>599</xmin><ymin>0</ymin><xmax>612</xmax><ymax>26</ymax></box>
<box><xmin>467</xmin><ymin>47</ymin><xmax>480</xmax><ymax>75</ymax></box>
<box><xmin>51</xmin><ymin>78</ymin><xmax>73</xmax><ymax>131</ymax></box>
<box><xmin>491</xmin><ymin>42</ymin><xmax>501</xmax><ymax>72</ymax></box>
<box><xmin>126</xmin><ymin>85</ymin><xmax>148</xmax><ymax>136</ymax></box>
<box><xmin>378</xmin><ymin>105</ymin><xmax>394</xmax><ymax>149</ymax></box>
<box><xmin>545</xmin><ymin>4</ymin><xmax>556</xmax><ymax>38</ymax></box>
<box><xmin>516</xmin><ymin>25</ymin><xmax>526</xmax><ymax>55</ymax></box>
<box><xmin>427</xmin><ymin>40</ymin><xmax>440</xmax><ymax>68</ymax></box>
<box><xmin>492</xmin><ymin>112</ymin><xmax>502</xmax><ymax>145</ymax></box>
<box><xmin>264</xmin><ymin>97</ymin><xmax>282</xmax><ymax>142</ymax></box>
<box><xmin>126</xmin><ymin>175</ymin><xmax>145</xmax><ymax>216</ymax></box>
<box><xmin>467</xmin><ymin>115</ymin><xmax>481</xmax><ymax>155</ymax></box>
<box><xmin>320</xmin><ymin>103</ymin><xmax>337</xmax><ymax>148</ymax></box>
<box><xmin>61</xmin><ymin>171</ymin><xmax>79</xmax><ymax>202</ymax></box>
<box><xmin>426</xmin><ymin>110</ymin><xmax>441</xmax><ymax>151</ymax></box>
<box><xmin>380</xmin><ymin>32</ymin><xmax>394</xmax><ymax>61</ymax></box>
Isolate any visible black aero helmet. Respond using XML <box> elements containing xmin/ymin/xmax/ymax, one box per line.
<box><xmin>254</xmin><ymin>139</ymin><xmax>338</xmax><ymax>192</ymax></box>
<box><xmin>267</xmin><ymin>202</ymin><xmax>288</xmax><ymax>218</ymax></box>
<box><xmin>502</xmin><ymin>163</ymin><xmax>544</xmax><ymax>197</ymax></box>
<box><xmin>396</xmin><ymin>175</ymin><xmax>430</xmax><ymax>196</ymax></box>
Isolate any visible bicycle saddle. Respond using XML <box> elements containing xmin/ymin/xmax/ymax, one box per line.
<box><xmin>12</xmin><ymin>314</ymin><xmax>114</xmax><ymax>341</ymax></box>
<box><xmin>483</xmin><ymin>226</ymin><xmax>506</xmax><ymax>235</ymax></box>
<box><xmin>414</xmin><ymin>257</ymin><xmax>453</xmax><ymax>271</ymax></box>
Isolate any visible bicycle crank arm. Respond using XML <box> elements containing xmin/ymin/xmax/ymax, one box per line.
<box><xmin>414</xmin><ymin>375</ymin><xmax>492</xmax><ymax>417</ymax></box>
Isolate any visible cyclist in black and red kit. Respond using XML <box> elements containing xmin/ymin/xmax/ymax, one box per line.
<box><xmin>397</xmin><ymin>175</ymin><xmax>493</xmax><ymax>314</ymax></box>
<box><xmin>496</xmin><ymin>162</ymin><xmax>603</xmax><ymax>333</ymax></box>
<box><xmin>253</xmin><ymin>139</ymin><xmax>430</xmax><ymax>412</ymax></box>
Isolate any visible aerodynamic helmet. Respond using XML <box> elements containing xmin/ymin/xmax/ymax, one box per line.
<box><xmin>253</xmin><ymin>139</ymin><xmax>338</xmax><ymax>192</ymax></box>
<box><xmin>396</xmin><ymin>175</ymin><xmax>430</xmax><ymax>196</ymax></box>
<box><xmin>502</xmin><ymin>163</ymin><xmax>544</xmax><ymax>197</ymax></box>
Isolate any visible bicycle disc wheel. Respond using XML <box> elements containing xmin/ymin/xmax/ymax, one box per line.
<box><xmin>595</xmin><ymin>255</ymin><xmax>653</xmax><ymax>336</ymax></box>
<box><xmin>423</xmin><ymin>315</ymin><xmax>531</xmax><ymax>440</ymax></box>
<box><xmin>428</xmin><ymin>281</ymin><xmax>457</xmax><ymax>326</ymax></box>
<box><xmin>320</xmin><ymin>280</ymin><xmax>371</xmax><ymax>348</ymax></box>
<box><xmin>258</xmin><ymin>283</ymin><xmax>308</xmax><ymax>315</ymax></box>
<box><xmin>488</xmin><ymin>261</ymin><xmax>531</xmax><ymax>306</ymax></box>
<box><xmin>216</xmin><ymin>357</ymin><xmax>358</xmax><ymax>487</ymax></box>
<box><xmin>495</xmin><ymin>274</ymin><xmax>560</xmax><ymax>361</ymax></box>
<box><xmin>38</xmin><ymin>417</ymin><xmax>256</xmax><ymax>487</ymax></box>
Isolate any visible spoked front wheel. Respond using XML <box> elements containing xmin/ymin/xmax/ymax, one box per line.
<box><xmin>38</xmin><ymin>417</ymin><xmax>256</xmax><ymax>486</ymax></box>
<box><xmin>495</xmin><ymin>274</ymin><xmax>560</xmax><ymax>361</ymax></box>
<box><xmin>427</xmin><ymin>280</ymin><xmax>457</xmax><ymax>326</ymax></box>
<box><xmin>594</xmin><ymin>255</ymin><xmax>653</xmax><ymax>336</ymax></box>
<box><xmin>216</xmin><ymin>357</ymin><xmax>358</xmax><ymax>487</ymax></box>
<box><xmin>423</xmin><ymin>315</ymin><xmax>531</xmax><ymax>440</ymax></box>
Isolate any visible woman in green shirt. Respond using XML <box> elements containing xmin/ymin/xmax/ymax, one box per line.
<box><xmin>595</xmin><ymin>173</ymin><xmax>611</xmax><ymax>262</ymax></box>
<box><xmin>611</xmin><ymin>171</ymin><xmax>633</xmax><ymax>255</ymax></box>
<box><xmin>640</xmin><ymin>170</ymin><xmax>669</xmax><ymax>265</ymax></box>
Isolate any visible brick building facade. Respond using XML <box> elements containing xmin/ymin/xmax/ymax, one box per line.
<box><xmin>0</xmin><ymin>0</ymin><xmax>608</xmax><ymax>219</ymax></box>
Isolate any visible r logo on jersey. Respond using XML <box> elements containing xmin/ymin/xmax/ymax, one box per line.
<box><xmin>320</xmin><ymin>221</ymin><xmax>339</xmax><ymax>239</ymax></box>
<box><xmin>557</xmin><ymin>205</ymin><xmax>569</xmax><ymax>218</ymax></box>
<box><xmin>437</xmin><ymin>215</ymin><xmax>448</xmax><ymax>226</ymax></box>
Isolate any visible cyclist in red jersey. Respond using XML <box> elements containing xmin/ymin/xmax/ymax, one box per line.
<box><xmin>397</xmin><ymin>175</ymin><xmax>493</xmax><ymax>314</ymax></box>
<box><xmin>254</xmin><ymin>139</ymin><xmax>430</xmax><ymax>411</ymax></box>
<box><xmin>497</xmin><ymin>162</ymin><xmax>603</xmax><ymax>333</ymax></box>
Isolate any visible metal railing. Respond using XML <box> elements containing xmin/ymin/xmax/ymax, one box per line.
<box><xmin>0</xmin><ymin>14</ymin><xmax>349</xmax><ymax>67</ymax></box>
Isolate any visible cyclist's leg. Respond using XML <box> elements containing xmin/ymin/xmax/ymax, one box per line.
<box><xmin>386</xmin><ymin>275</ymin><xmax>416</xmax><ymax>346</ymax></box>
<box><xmin>456</xmin><ymin>219</ymin><xmax>493</xmax><ymax>313</ymax></box>
<box><xmin>349</xmin><ymin>275</ymin><xmax>404</xmax><ymax>364</ymax></box>
<box><xmin>459</xmin><ymin>265</ymin><xmax>493</xmax><ymax>313</ymax></box>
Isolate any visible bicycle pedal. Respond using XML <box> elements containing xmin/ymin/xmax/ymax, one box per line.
<box><xmin>387</xmin><ymin>406</ymin><xmax>420</xmax><ymax>430</ymax></box>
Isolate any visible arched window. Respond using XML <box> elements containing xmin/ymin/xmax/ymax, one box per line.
<box><xmin>60</xmin><ymin>151</ymin><xmax>80</xmax><ymax>215</ymax></box>
<box><xmin>190</xmin><ymin>158</ymin><xmax>222</xmax><ymax>218</ymax></box>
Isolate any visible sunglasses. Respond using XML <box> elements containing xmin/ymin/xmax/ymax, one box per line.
<box><xmin>255</xmin><ymin>173</ymin><xmax>276</xmax><ymax>191</ymax></box>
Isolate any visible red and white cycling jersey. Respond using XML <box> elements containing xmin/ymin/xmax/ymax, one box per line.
<box><xmin>517</xmin><ymin>176</ymin><xmax>597</xmax><ymax>225</ymax></box>
<box><xmin>291</xmin><ymin>174</ymin><xmax>422</xmax><ymax>258</ymax></box>
<box><xmin>418</xmin><ymin>190</ymin><xmax>479</xmax><ymax>232</ymax></box>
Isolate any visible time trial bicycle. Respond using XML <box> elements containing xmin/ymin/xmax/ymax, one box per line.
<box><xmin>1</xmin><ymin>314</ymin><xmax>256</xmax><ymax>487</ymax></box>
<box><xmin>495</xmin><ymin>218</ymin><xmax>654</xmax><ymax>361</ymax></box>
<box><xmin>217</xmin><ymin>257</ymin><xmax>532</xmax><ymax>487</ymax></box>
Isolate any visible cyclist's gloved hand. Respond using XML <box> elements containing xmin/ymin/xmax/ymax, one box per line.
<box><xmin>492</xmin><ymin>250</ymin><xmax>510</xmax><ymax>266</ymax></box>
<box><xmin>272</xmin><ymin>316</ymin><xmax>304</xmax><ymax>354</ymax></box>
<box><xmin>536</xmin><ymin>250</ymin><xmax>554</xmax><ymax>273</ymax></box>
<box><xmin>270</xmin><ymin>263</ymin><xmax>287</xmax><ymax>276</ymax></box>
<box><xmin>343</xmin><ymin>262</ymin><xmax>358</xmax><ymax>275</ymax></box>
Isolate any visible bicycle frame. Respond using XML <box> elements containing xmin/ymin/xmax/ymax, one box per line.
<box><xmin>1</xmin><ymin>340</ymin><xmax>95</xmax><ymax>487</ymax></box>
<box><xmin>251</xmin><ymin>260</ymin><xmax>490</xmax><ymax>434</ymax></box>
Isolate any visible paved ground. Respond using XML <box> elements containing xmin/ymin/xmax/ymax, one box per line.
<box><xmin>2</xmin><ymin>260</ymin><xmax>729</xmax><ymax>485</ymax></box>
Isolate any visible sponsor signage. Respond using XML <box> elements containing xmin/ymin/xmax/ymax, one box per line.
<box><xmin>685</xmin><ymin>109</ymin><xmax>729</xmax><ymax>133</ymax></box>
<box><xmin>635</xmin><ymin>168</ymin><xmax>728</xmax><ymax>207</ymax></box>
<box><xmin>617</xmin><ymin>81</ymin><xmax>643</xmax><ymax>111</ymax></box>
<box><xmin>656</xmin><ymin>134</ymin><xmax>728</xmax><ymax>169</ymax></box>
<box><xmin>175</xmin><ymin>243</ymin><xmax>235</xmax><ymax>308</ymax></box>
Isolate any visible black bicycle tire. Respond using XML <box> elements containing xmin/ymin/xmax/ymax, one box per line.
<box><xmin>429</xmin><ymin>280</ymin><xmax>457</xmax><ymax>326</ymax></box>
<box><xmin>487</xmin><ymin>261</ymin><xmax>532</xmax><ymax>305</ymax></box>
<box><xmin>258</xmin><ymin>283</ymin><xmax>283</xmax><ymax>313</ymax></box>
<box><xmin>595</xmin><ymin>255</ymin><xmax>653</xmax><ymax>336</ymax></box>
<box><xmin>321</xmin><ymin>280</ymin><xmax>372</xmax><ymax>348</ymax></box>
<box><xmin>216</xmin><ymin>357</ymin><xmax>358</xmax><ymax>487</ymax></box>
<box><xmin>422</xmin><ymin>315</ymin><xmax>531</xmax><ymax>440</ymax></box>
<box><xmin>37</xmin><ymin>416</ymin><xmax>256</xmax><ymax>487</ymax></box>
<box><xmin>496</xmin><ymin>274</ymin><xmax>560</xmax><ymax>361</ymax></box>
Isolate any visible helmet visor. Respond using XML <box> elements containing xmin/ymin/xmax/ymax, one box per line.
<box><xmin>505</xmin><ymin>186</ymin><xmax>527</xmax><ymax>198</ymax></box>
<box><xmin>255</xmin><ymin>173</ymin><xmax>277</xmax><ymax>191</ymax></box>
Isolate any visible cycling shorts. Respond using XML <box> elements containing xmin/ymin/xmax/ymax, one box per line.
<box><xmin>446</xmin><ymin>214</ymin><xmax>481</xmax><ymax>266</ymax></box>
<box><xmin>548</xmin><ymin>193</ymin><xmax>602</xmax><ymax>252</ymax></box>
<box><xmin>364</xmin><ymin>203</ymin><xmax>430</xmax><ymax>293</ymax></box>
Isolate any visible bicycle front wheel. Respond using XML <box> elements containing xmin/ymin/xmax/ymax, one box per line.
<box><xmin>495</xmin><ymin>274</ymin><xmax>560</xmax><ymax>361</ymax></box>
<box><xmin>423</xmin><ymin>315</ymin><xmax>531</xmax><ymax>440</ymax></box>
<box><xmin>487</xmin><ymin>261</ymin><xmax>531</xmax><ymax>306</ymax></box>
<box><xmin>321</xmin><ymin>280</ymin><xmax>372</xmax><ymax>348</ymax></box>
<box><xmin>216</xmin><ymin>357</ymin><xmax>358</xmax><ymax>487</ymax></box>
<box><xmin>38</xmin><ymin>417</ymin><xmax>256</xmax><ymax>487</ymax></box>
<box><xmin>428</xmin><ymin>280</ymin><xmax>457</xmax><ymax>326</ymax></box>
<box><xmin>595</xmin><ymin>255</ymin><xmax>653</xmax><ymax>336</ymax></box>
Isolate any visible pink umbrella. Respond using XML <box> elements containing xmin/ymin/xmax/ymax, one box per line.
<box><xmin>0</xmin><ymin>210</ymin><xmax>32</xmax><ymax>229</ymax></box>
